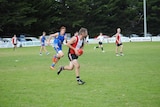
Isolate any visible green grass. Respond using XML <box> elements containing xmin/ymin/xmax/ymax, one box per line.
<box><xmin>0</xmin><ymin>42</ymin><xmax>160</xmax><ymax>107</ymax></box>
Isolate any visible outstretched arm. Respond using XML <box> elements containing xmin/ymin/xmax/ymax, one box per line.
<box><xmin>47</xmin><ymin>32</ymin><xmax>58</xmax><ymax>45</ymax></box>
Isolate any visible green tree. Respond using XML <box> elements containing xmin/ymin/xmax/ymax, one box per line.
<box><xmin>0</xmin><ymin>0</ymin><xmax>37</xmax><ymax>36</ymax></box>
<box><xmin>0</xmin><ymin>0</ymin><xmax>160</xmax><ymax>37</ymax></box>
<box><xmin>147</xmin><ymin>0</ymin><xmax>160</xmax><ymax>35</ymax></box>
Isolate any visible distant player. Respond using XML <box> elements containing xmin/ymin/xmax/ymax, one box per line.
<box><xmin>115</xmin><ymin>28</ymin><xmax>124</xmax><ymax>56</ymax></box>
<box><xmin>94</xmin><ymin>32</ymin><xmax>105</xmax><ymax>52</ymax></box>
<box><xmin>39</xmin><ymin>32</ymin><xmax>49</xmax><ymax>56</ymax></box>
<box><xmin>48</xmin><ymin>26</ymin><xmax>67</xmax><ymax>69</ymax></box>
<box><xmin>57</xmin><ymin>28</ymin><xmax>88</xmax><ymax>85</ymax></box>
<box><xmin>12</xmin><ymin>34</ymin><xmax>17</xmax><ymax>51</ymax></box>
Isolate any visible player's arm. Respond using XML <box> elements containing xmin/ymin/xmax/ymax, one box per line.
<box><xmin>97</xmin><ymin>36</ymin><xmax>100</xmax><ymax>40</ymax></box>
<box><xmin>11</xmin><ymin>37</ymin><xmax>14</xmax><ymax>44</ymax></box>
<box><xmin>47</xmin><ymin>33</ymin><xmax>58</xmax><ymax>45</ymax></box>
<box><xmin>39</xmin><ymin>36</ymin><xmax>42</xmax><ymax>43</ymax></box>
<box><xmin>66</xmin><ymin>37</ymin><xmax>79</xmax><ymax>55</ymax></box>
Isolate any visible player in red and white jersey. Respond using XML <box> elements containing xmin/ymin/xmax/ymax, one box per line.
<box><xmin>12</xmin><ymin>34</ymin><xmax>17</xmax><ymax>51</ymax></box>
<box><xmin>57</xmin><ymin>28</ymin><xmax>88</xmax><ymax>85</ymax></box>
<box><xmin>115</xmin><ymin>28</ymin><xmax>124</xmax><ymax>56</ymax></box>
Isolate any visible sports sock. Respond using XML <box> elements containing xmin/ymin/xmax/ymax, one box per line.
<box><xmin>52</xmin><ymin>55</ymin><xmax>57</xmax><ymax>62</ymax></box>
<box><xmin>76</xmin><ymin>76</ymin><xmax>80</xmax><ymax>81</ymax></box>
<box><xmin>62</xmin><ymin>66</ymin><xmax>64</xmax><ymax>70</ymax></box>
<box><xmin>51</xmin><ymin>63</ymin><xmax>55</xmax><ymax>67</ymax></box>
<box><xmin>101</xmin><ymin>47</ymin><xmax>103</xmax><ymax>51</ymax></box>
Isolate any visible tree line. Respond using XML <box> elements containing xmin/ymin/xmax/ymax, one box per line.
<box><xmin>0</xmin><ymin>0</ymin><xmax>160</xmax><ymax>37</ymax></box>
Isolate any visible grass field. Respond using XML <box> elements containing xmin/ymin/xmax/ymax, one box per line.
<box><xmin>0</xmin><ymin>42</ymin><xmax>160</xmax><ymax>107</ymax></box>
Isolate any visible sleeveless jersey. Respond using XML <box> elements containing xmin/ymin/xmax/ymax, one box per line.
<box><xmin>116</xmin><ymin>34</ymin><xmax>122</xmax><ymax>44</ymax></box>
<box><xmin>12</xmin><ymin>37</ymin><xmax>17</xmax><ymax>44</ymax></box>
<box><xmin>54</xmin><ymin>32</ymin><xmax>66</xmax><ymax>45</ymax></box>
<box><xmin>41</xmin><ymin>36</ymin><xmax>46</xmax><ymax>43</ymax></box>
<box><xmin>97</xmin><ymin>35</ymin><xmax>104</xmax><ymax>42</ymax></box>
<box><xmin>69</xmin><ymin>36</ymin><xmax>84</xmax><ymax>54</ymax></box>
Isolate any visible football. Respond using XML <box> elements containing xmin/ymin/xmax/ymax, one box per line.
<box><xmin>78</xmin><ymin>49</ymin><xmax>83</xmax><ymax>56</ymax></box>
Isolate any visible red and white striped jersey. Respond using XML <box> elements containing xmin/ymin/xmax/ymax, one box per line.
<box><xmin>69</xmin><ymin>36</ymin><xmax>84</xmax><ymax>54</ymax></box>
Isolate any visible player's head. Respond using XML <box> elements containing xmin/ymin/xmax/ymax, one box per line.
<box><xmin>79</xmin><ymin>28</ymin><xmax>88</xmax><ymax>38</ymax></box>
<box><xmin>14</xmin><ymin>34</ymin><xmax>16</xmax><ymax>37</ymax></box>
<box><xmin>43</xmin><ymin>31</ymin><xmax>46</xmax><ymax>36</ymax></box>
<box><xmin>100</xmin><ymin>32</ymin><xmax>103</xmax><ymax>36</ymax></box>
<box><xmin>117</xmin><ymin>28</ymin><xmax>121</xmax><ymax>33</ymax></box>
<box><xmin>60</xmin><ymin>26</ymin><xmax>66</xmax><ymax>34</ymax></box>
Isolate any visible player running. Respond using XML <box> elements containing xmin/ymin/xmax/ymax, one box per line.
<box><xmin>48</xmin><ymin>26</ymin><xmax>67</xmax><ymax>70</ymax></box>
<box><xmin>12</xmin><ymin>34</ymin><xmax>17</xmax><ymax>51</ymax></box>
<box><xmin>115</xmin><ymin>28</ymin><xmax>124</xmax><ymax>56</ymax></box>
<box><xmin>94</xmin><ymin>32</ymin><xmax>105</xmax><ymax>52</ymax></box>
<box><xmin>39</xmin><ymin>32</ymin><xmax>49</xmax><ymax>56</ymax></box>
<box><xmin>57</xmin><ymin>28</ymin><xmax>88</xmax><ymax>85</ymax></box>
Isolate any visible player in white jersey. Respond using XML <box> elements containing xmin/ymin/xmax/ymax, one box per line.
<box><xmin>94</xmin><ymin>32</ymin><xmax>105</xmax><ymax>52</ymax></box>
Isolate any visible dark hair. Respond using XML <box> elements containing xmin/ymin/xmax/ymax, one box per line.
<box><xmin>60</xmin><ymin>26</ymin><xmax>66</xmax><ymax>30</ymax></box>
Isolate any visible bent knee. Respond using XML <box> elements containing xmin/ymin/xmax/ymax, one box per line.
<box><xmin>70</xmin><ymin>67</ymin><xmax>74</xmax><ymax>70</ymax></box>
<box><xmin>61</xmin><ymin>54</ymin><xmax>64</xmax><ymax>57</ymax></box>
<box><xmin>68</xmin><ymin>66</ymin><xmax>74</xmax><ymax>70</ymax></box>
<box><xmin>58</xmin><ymin>54</ymin><xmax>64</xmax><ymax>58</ymax></box>
<box><xmin>76</xmin><ymin>65</ymin><xmax>80</xmax><ymax>69</ymax></box>
<box><xmin>59</xmin><ymin>53</ymin><xmax>64</xmax><ymax>57</ymax></box>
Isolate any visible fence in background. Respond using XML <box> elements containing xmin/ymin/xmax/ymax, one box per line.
<box><xmin>88</xmin><ymin>37</ymin><xmax>160</xmax><ymax>44</ymax></box>
<box><xmin>0</xmin><ymin>37</ymin><xmax>160</xmax><ymax>48</ymax></box>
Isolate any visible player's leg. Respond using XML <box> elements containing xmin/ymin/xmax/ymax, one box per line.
<box><xmin>100</xmin><ymin>43</ymin><xmax>104</xmax><ymax>52</ymax></box>
<box><xmin>50</xmin><ymin>47</ymin><xmax>64</xmax><ymax>69</ymax></box>
<box><xmin>57</xmin><ymin>53</ymin><xmax>74</xmax><ymax>74</ymax></box>
<box><xmin>54</xmin><ymin>44</ymin><xmax>63</xmax><ymax>59</ymax></box>
<box><xmin>13</xmin><ymin>44</ymin><xmax>17</xmax><ymax>51</ymax></box>
<box><xmin>94</xmin><ymin>42</ymin><xmax>100</xmax><ymax>49</ymax></box>
<box><xmin>98</xmin><ymin>42</ymin><xmax>101</xmax><ymax>48</ymax></box>
<box><xmin>13</xmin><ymin>44</ymin><xmax>15</xmax><ymax>51</ymax></box>
<box><xmin>64</xmin><ymin>62</ymin><xmax>74</xmax><ymax>70</ymax></box>
<box><xmin>15</xmin><ymin>44</ymin><xmax>17</xmax><ymax>49</ymax></box>
<box><xmin>53</xmin><ymin>50</ymin><xmax>64</xmax><ymax>62</ymax></box>
<box><xmin>39</xmin><ymin>45</ymin><xmax>43</xmax><ymax>55</ymax></box>
<box><xmin>43</xmin><ymin>46</ymin><xmax>50</xmax><ymax>55</ymax></box>
<box><xmin>116</xmin><ymin>44</ymin><xmax>119</xmax><ymax>56</ymax></box>
<box><xmin>120</xmin><ymin>44</ymin><xmax>124</xmax><ymax>56</ymax></box>
<box><xmin>71</xmin><ymin>59</ymin><xmax>85</xmax><ymax>85</ymax></box>
<box><xmin>58</xmin><ymin>59</ymin><xmax>85</xmax><ymax>85</ymax></box>
<box><xmin>57</xmin><ymin>62</ymin><xmax>74</xmax><ymax>75</ymax></box>
<box><xmin>13</xmin><ymin>45</ymin><xmax>15</xmax><ymax>51</ymax></box>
